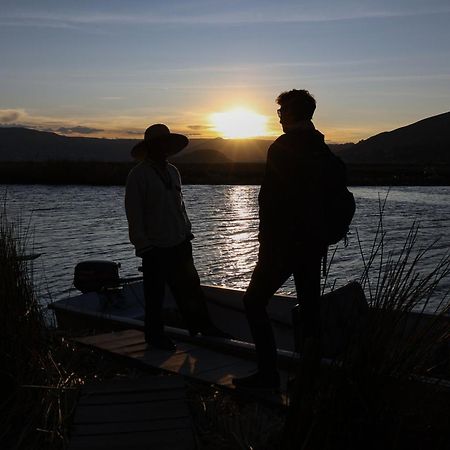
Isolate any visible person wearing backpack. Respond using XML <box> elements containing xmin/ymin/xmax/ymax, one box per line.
<box><xmin>232</xmin><ymin>89</ymin><xmax>354</xmax><ymax>390</ymax></box>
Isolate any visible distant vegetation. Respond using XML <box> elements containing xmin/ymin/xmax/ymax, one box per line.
<box><xmin>0</xmin><ymin>160</ymin><xmax>449</xmax><ymax>186</ymax></box>
<box><xmin>1</xmin><ymin>112</ymin><xmax>449</xmax><ymax>184</ymax></box>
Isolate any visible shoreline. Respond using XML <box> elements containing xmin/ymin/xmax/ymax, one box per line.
<box><xmin>0</xmin><ymin>161</ymin><xmax>449</xmax><ymax>186</ymax></box>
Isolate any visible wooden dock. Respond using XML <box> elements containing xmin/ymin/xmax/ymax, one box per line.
<box><xmin>69</xmin><ymin>375</ymin><xmax>196</xmax><ymax>450</ymax></box>
<box><xmin>73</xmin><ymin>329</ymin><xmax>293</xmax><ymax>405</ymax></box>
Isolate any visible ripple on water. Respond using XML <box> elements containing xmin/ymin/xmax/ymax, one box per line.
<box><xmin>2</xmin><ymin>184</ymin><xmax>449</xmax><ymax>312</ymax></box>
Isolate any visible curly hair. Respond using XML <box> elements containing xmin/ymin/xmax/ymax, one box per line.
<box><xmin>276</xmin><ymin>89</ymin><xmax>316</xmax><ymax>120</ymax></box>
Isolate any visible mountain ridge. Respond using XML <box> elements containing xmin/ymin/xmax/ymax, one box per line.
<box><xmin>337</xmin><ymin>112</ymin><xmax>450</xmax><ymax>164</ymax></box>
<box><xmin>1</xmin><ymin>111</ymin><xmax>449</xmax><ymax>164</ymax></box>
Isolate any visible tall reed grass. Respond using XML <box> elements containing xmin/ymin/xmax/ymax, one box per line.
<box><xmin>284</xmin><ymin>198</ymin><xmax>450</xmax><ymax>450</ymax></box>
<box><xmin>0</xmin><ymin>204</ymin><xmax>85</xmax><ymax>449</ymax></box>
<box><xmin>0</xmin><ymin>200</ymin><xmax>165</xmax><ymax>449</ymax></box>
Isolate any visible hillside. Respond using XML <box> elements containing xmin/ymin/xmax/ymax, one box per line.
<box><xmin>0</xmin><ymin>127</ymin><xmax>136</xmax><ymax>162</ymax></box>
<box><xmin>0</xmin><ymin>127</ymin><xmax>272</xmax><ymax>163</ymax></box>
<box><xmin>1</xmin><ymin>112</ymin><xmax>449</xmax><ymax>165</ymax></box>
<box><xmin>171</xmin><ymin>148</ymin><xmax>232</xmax><ymax>164</ymax></box>
<box><xmin>337</xmin><ymin>112</ymin><xmax>450</xmax><ymax>164</ymax></box>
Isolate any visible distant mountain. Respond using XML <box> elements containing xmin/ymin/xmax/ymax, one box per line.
<box><xmin>178</xmin><ymin>137</ymin><xmax>271</xmax><ymax>162</ymax></box>
<box><xmin>171</xmin><ymin>148</ymin><xmax>232</xmax><ymax>164</ymax></box>
<box><xmin>0</xmin><ymin>127</ymin><xmax>136</xmax><ymax>162</ymax></box>
<box><xmin>0</xmin><ymin>127</ymin><xmax>270</xmax><ymax>162</ymax></box>
<box><xmin>337</xmin><ymin>112</ymin><xmax>450</xmax><ymax>164</ymax></box>
<box><xmin>1</xmin><ymin>112</ymin><xmax>449</xmax><ymax>165</ymax></box>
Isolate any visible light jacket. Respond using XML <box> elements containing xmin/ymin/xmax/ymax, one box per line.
<box><xmin>125</xmin><ymin>159</ymin><xmax>192</xmax><ymax>256</ymax></box>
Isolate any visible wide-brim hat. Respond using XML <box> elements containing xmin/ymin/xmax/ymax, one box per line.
<box><xmin>131</xmin><ymin>124</ymin><xmax>189</xmax><ymax>160</ymax></box>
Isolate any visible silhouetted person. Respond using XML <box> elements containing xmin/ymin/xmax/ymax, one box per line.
<box><xmin>125</xmin><ymin>124</ymin><xmax>230</xmax><ymax>351</ymax></box>
<box><xmin>233</xmin><ymin>90</ymin><xmax>329</xmax><ymax>389</ymax></box>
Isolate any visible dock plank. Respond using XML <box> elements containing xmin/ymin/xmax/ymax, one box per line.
<box><xmin>79</xmin><ymin>390</ymin><xmax>185</xmax><ymax>405</ymax></box>
<box><xmin>68</xmin><ymin>375</ymin><xmax>196</xmax><ymax>450</ymax></box>
<box><xmin>73</xmin><ymin>329</ymin><xmax>293</xmax><ymax>406</ymax></box>
<box><xmin>72</xmin><ymin>417</ymin><xmax>192</xmax><ymax>436</ymax></box>
<box><xmin>76</xmin><ymin>329</ymin><xmax>141</xmax><ymax>346</ymax></box>
<box><xmin>73</xmin><ymin>399</ymin><xmax>189</xmax><ymax>423</ymax></box>
<box><xmin>69</xmin><ymin>429</ymin><xmax>195</xmax><ymax>450</ymax></box>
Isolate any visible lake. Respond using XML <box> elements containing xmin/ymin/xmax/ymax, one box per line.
<box><xmin>2</xmin><ymin>184</ymin><xmax>449</xmax><ymax>312</ymax></box>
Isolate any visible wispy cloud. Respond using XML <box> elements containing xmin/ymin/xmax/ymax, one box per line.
<box><xmin>0</xmin><ymin>109</ymin><xmax>27</xmax><ymax>123</ymax></box>
<box><xmin>56</xmin><ymin>126</ymin><xmax>103</xmax><ymax>135</ymax></box>
<box><xmin>2</xmin><ymin>6</ymin><xmax>449</xmax><ymax>28</ymax></box>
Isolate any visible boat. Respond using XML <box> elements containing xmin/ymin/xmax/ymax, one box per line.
<box><xmin>47</xmin><ymin>260</ymin><xmax>449</xmax><ymax>376</ymax></box>
<box><xmin>47</xmin><ymin>261</ymin><xmax>299</xmax><ymax>352</ymax></box>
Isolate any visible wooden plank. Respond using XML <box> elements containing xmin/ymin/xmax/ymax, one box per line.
<box><xmin>73</xmin><ymin>400</ymin><xmax>190</xmax><ymax>424</ymax></box>
<box><xmin>75</xmin><ymin>329</ymin><xmax>142</xmax><ymax>346</ymax></box>
<box><xmin>69</xmin><ymin>374</ymin><xmax>196</xmax><ymax>450</ymax></box>
<box><xmin>99</xmin><ymin>340</ymin><xmax>148</xmax><ymax>353</ymax></box>
<box><xmin>78</xmin><ymin>332</ymin><xmax>198</xmax><ymax>357</ymax></box>
<box><xmin>72</xmin><ymin>417</ymin><xmax>192</xmax><ymax>435</ymax></box>
<box><xmin>69</xmin><ymin>429</ymin><xmax>196</xmax><ymax>450</ymax></box>
<box><xmin>72</xmin><ymin>330</ymin><xmax>292</xmax><ymax>406</ymax></box>
<box><xmin>82</xmin><ymin>375</ymin><xmax>185</xmax><ymax>394</ymax></box>
<box><xmin>122</xmin><ymin>342</ymin><xmax>197</xmax><ymax>358</ymax></box>
<box><xmin>79</xmin><ymin>390</ymin><xmax>186</xmax><ymax>406</ymax></box>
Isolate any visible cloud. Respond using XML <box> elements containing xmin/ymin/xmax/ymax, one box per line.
<box><xmin>184</xmin><ymin>124</ymin><xmax>215</xmax><ymax>136</ymax></box>
<box><xmin>117</xmin><ymin>129</ymin><xmax>143</xmax><ymax>136</ymax></box>
<box><xmin>56</xmin><ymin>126</ymin><xmax>103</xmax><ymax>135</ymax></box>
<box><xmin>2</xmin><ymin>5</ymin><xmax>450</xmax><ymax>28</ymax></box>
<box><xmin>187</xmin><ymin>125</ymin><xmax>213</xmax><ymax>131</ymax></box>
<box><xmin>0</xmin><ymin>109</ymin><xmax>26</xmax><ymax>123</ymax></box>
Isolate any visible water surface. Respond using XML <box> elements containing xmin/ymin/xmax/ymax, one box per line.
<box><xmin>2</xmin><ymin>185</ymin><xmax>449</xmax><ymax>312</ymax></box>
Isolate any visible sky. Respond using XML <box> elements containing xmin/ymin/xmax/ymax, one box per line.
<box><xmin>1</xmin><ymin>0</ymin><xmax>449</xmax><ymax>143</ymax></box>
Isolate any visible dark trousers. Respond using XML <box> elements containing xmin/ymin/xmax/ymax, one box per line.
<box><xmin>243</xmin><ymin>244</ymin><xmax>322</xmax><ymax>374</ymax></box>
<box><xmin>141</xmin><ymin>240</ymin><xmax>211</xmax><ymax>339</ymax></box>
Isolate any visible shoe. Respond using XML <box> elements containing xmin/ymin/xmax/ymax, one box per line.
<box><xmin>232</xmin><ymin>371</ymin><xmax>280</xmax><ymax>390</ymax></box>
<box><xmin>147</xmin><ymin>334</ymin><xmax>177</xmax><ymax>352</ymax></box>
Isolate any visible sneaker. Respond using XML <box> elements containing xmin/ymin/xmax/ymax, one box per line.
<box><xmin>232</xmin><ymin>371</ymin><xmax>280</xmax><ymax>390</ymax></box>
<box><xmin>147</xmin><ymin>334</ymin><xmax>177</xmax><ymax>352</ymax></box>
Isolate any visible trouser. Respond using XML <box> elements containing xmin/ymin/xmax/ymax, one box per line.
<box><xmin>141</xmin><ymin>239</ymin><xmax>212</xmax><ymax>339</ymax></box>
<box><xmin>243</xmin><ymin>243</ymin><xmax>322</xmax><ymax>374</ymax></box>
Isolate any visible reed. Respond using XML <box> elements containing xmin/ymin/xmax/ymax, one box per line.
<box><xmin>186</xmin><ymin>381</ymin><xmax>285</xmax><ymax>450</ymax></box>
<box><xmin>284</xmin><ymin>197</ymin><xmax>450</xmax><ymax>449</ymax></box>
<box><xmin>0</xmin><ymin>203</ymin><xmax>84</xmax><ymax>449</ymax></box>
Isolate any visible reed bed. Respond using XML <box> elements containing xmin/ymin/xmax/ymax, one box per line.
<box><xmin>0</xmin><ymin>204</ymin><xmax>132</xmax><ymax>449</ymax></box>
<box><xmin>1</xmin><ymin>195</ymin><xmax>449</xmax><ymax>450</ymax></box>
<box><xmin>284</xmin><ymin>198</ymin><xmax>450</xmax><ymax>450</ymax></box>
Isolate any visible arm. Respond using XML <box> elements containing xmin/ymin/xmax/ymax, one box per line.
<box><xmin>124</xmin><ymin>169</ymin><xmax>153</xmax><ymax>254</ymax></box>
<box><xmin>170</xmin><ymin>164</ymin><xmax>193</xmax><ymax>238</ymax></box>
<box><xmin>258</xmin><ymin>142</ymin><xmax>284</xmax><ymax>242</ymax></box>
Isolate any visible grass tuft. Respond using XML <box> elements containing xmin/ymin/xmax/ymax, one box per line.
<box><xmin>285</xmin><ymin>197</ymin><xmax>450</xmax><ymax>450</ymax></box>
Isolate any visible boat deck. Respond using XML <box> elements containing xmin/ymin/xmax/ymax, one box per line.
<box><xmin>73</xmin><ymin>329</ymin><xmax>294</xmax><ymax>406</ymax></box>
<box><xmin>68</xmin><ymin>375</ymin><xmax>196</xmax><ymax>450</ymax></box>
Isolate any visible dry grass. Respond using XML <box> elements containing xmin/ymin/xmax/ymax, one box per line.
<box><xmin>0</xmin><ymin>203</ymin><xmax>134</xmax><ymax>449</ymax></box>
<box><xmin>2</xmin><ymin>193</ymin><xmax>449</xmax><ymax>450</ymax></box>
<box><xmin>284</xmin><ymin>196</ymin><xmax>450</xmax><ymax>450</ymax></box>
<box><xmin>185</xmin><ymin>381</ymin><xmax>286</xmax><ymax>450</ymax></box>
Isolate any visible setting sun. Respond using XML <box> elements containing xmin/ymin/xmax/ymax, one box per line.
<box><xmin>210</xmin><ymin>107</ymin><xmax>268</xmax><ymax>139</ymax></box>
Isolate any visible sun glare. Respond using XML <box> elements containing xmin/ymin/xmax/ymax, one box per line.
<box><xmin>210</xmin><ymin>107</ymin><xmax>268</xmax><ymax>138</ymax></box>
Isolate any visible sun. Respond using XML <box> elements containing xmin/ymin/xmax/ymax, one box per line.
<box><xmin>210</xmin><ymin>107</ymin><xmax>268</xmax><ymax>138</ymax></box>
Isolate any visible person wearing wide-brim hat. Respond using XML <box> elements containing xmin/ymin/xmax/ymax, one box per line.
<box><xmin>125</xmin><ymin>124</ymin><xmax>230</xmax><ymax>351</ymax></box>
<box><xmin>130</xmin><ymin>123</ymin><xmax>189</xmax><ymax>161</ymax></box>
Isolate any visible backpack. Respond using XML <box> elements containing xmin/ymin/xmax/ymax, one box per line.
<box><xmin>322</xmin><ymin>149</ymin><xmax>356</xmax><ymax>246</ymax></box>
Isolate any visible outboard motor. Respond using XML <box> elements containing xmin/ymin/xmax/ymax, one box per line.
<box><xmin>74</xmin><ymin>260</ymin><xmax>120</xmax><ymax>293</ymax></box>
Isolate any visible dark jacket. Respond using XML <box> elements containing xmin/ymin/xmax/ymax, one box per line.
<box><xmin>258</xmin><ymin>128</ymin><xmax>329</xmax><ymax>251</ymax></box>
